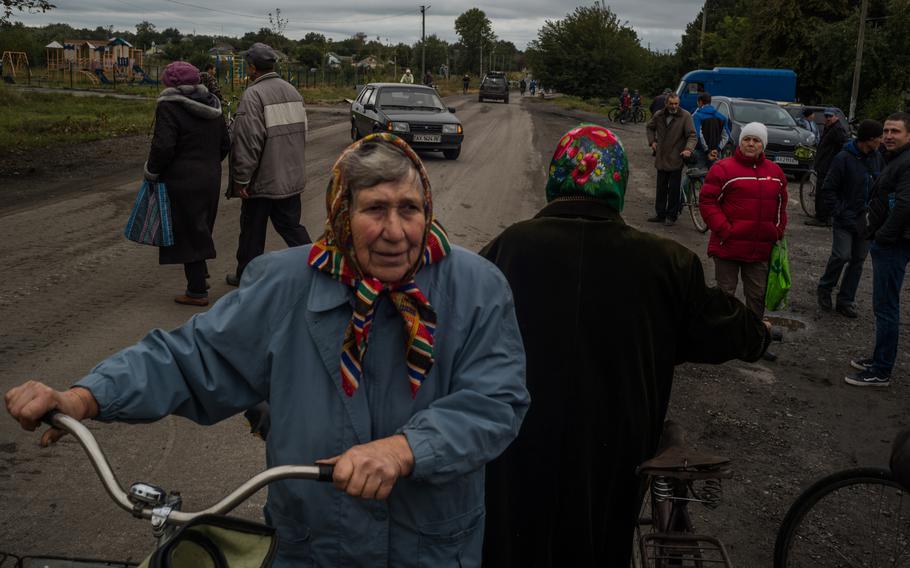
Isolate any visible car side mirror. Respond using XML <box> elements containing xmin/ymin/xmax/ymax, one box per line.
<box><xmin>363</xmin><ymin>103</ymin><xmax>376</xmax><ymax>112</ymax></box>
<box><xmin>447</xmin><ymin>106</ymin><xmax>456</xmax><ymax>114</ymax></box>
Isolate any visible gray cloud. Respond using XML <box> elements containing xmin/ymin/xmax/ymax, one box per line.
<box><xmin>14</xmin><ymin>1</ymin><xmax>702</xmax><ymax>51</ymax></box>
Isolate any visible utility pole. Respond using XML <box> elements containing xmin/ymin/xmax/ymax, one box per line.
<box><xmin>480</xmin><ymin>42</ymin><xmax>483</xmax><ymax>77</ymax></box>
<box><xmin>699</xmin><ymin>1</ymin><xmax>707</xmax><ymax>65</ymax></box>
<box><xmin>848</xmin><ymin>0</ymin><xmax>869</xmax><ymax>122</ymax></box>
<box><xmin>420</xmin><ymin>5</ymin><xmax>430</xmax><ymax>80</ymax></box>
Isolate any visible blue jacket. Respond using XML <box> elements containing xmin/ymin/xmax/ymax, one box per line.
<box><xmin>821</xmin><ymin>140</ymin><xmax>885</xmax><ymax>231</ymax></box>
<box><xmin>77</xmin><ymin>245</ymin><xmax>530</xmax><ymax>567</ymax></box>
<box><xmin>692</xmin><ymin>104</ymin><xmax>731</xmax><ymax>152</ymax></box>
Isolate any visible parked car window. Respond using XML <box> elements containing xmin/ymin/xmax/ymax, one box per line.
<box><xmin>365</xmin><ymin>88</ymin><xmax>378</xmax><ymax>106</ymax></box>
<box><xmin>378</xmin><ymin>88</ymin><xmax>446</xmax><ymax>111</ymax></box>
<box><xmin>732</xmin><ymin>103</ymin><xmax>796</xmax><ymax>127</ymax></box>
<box><xmin>717</xmin><ymin>101</ymin><xmax>731</xmax><ymax>118</ymax></box>
<box><xmin>358</xmin><ymin>87</ymin><xmax>373</xmax><ymax>105</ymax></box>
<box><xmin>687</xmin><ymin>82</ymin><xmax>705</xmax><ymax>94</ymax></box>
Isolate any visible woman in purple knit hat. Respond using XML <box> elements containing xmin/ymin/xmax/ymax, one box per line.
<box><xmin>144</xmin><ymin>60</ymin><xmax>230</xmax><ymax>306</ymax></box>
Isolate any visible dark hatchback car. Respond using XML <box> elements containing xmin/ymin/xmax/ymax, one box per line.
<box><xmin>479</xmin><ymin>73</ymin><xmax>509</xmax><ymax>103</ymax></box>
<box><xmin>712</xmin><ymin>96</ymin><xmax>817</xmax><ymax>177</ymax></box>
<box><xmin>351</xmin><ymin>83</ymin><xmax>464</xmax><ymax>160</ymax></box>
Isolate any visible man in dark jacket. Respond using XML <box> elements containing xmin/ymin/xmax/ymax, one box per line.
<box><xmin>808</xmin><ymin>108</ymin><xmax>849</xmax><ymax>226</ymax></box>
<box><xmin>646</xmin><ymin>92</ymin><xmax>696</xmax><ymax>225</ymax></box>
<box><xmin>847</xmin><ymin>112</ymin><xmax>910</xmax><ymax>387</ymax></box>
<box><xmin>480</xmin><ymin>124</ymin><xmax>770</xmax><ymax>567</ymax></box>
<box><xmin>817</xmin><ymin>119</ymin><xmax>884</xmax><ymax>318</ymax></box>
<box><xmin>227</xmin><ymin>43</ymin><xmax>311</xmax><ymax>286</ymax></box>
<box><xmin>650</xmin><ymin>88</ymin><xmax>670</xmax><ymax>115</ymax></box>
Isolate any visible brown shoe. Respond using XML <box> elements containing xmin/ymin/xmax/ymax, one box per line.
<box><xmin>174</xmin><ymin>294</ymin><xmax>209</xmax><ymax>306</ymax></box>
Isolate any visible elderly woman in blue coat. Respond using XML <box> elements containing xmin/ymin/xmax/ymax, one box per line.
<box><xmin>5</xmin><ymin>134</ymin><xmax>530</xmax><ymax>567</ymax></box>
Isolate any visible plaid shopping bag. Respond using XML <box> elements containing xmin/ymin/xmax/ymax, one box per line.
<box><xmin>124</xmin><ymin>180</ymin><xmax>174</xmax><ymax>247</ymax></box>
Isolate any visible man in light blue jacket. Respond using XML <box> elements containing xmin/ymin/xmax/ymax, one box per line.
<box><xmin>6</xmin><ymin>135</ymin><xmax>529</xmax><ymax>567</ymax></box>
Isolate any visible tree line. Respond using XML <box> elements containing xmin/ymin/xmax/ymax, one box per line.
<box><xmin>0</xmin><ymin>7</ymin><xmax>524</xmax><ymax>78</ymax></box>
<box><xmin>528</xmin><ymin>0</ymin><xmax>909</xmax><ymax>119</ymax></box>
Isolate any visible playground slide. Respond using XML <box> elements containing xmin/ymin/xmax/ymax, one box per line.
<box><xmin>132</xmin><ymin>64</ymin><xmax>159</xmax><ymax>85</ymax></box>
<box><xmin>94</xmin><ymin>68</ymin><xmax>112</xmax><ymax>84</ymax></box>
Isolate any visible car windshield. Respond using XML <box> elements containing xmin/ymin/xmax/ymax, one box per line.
<box><xmin>377</xmin><ymin>88</ymin><xmax>446</xmax><ymax>111</ymax></box>
<box><xmin>732</xmin><ymin>103</ymin><xmax>797</xmax><ymax>127</ymax></box>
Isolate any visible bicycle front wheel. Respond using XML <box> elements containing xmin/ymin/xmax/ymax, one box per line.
<box><xmin>774</xmin><ymin>467</ymin><xmax>910</xmax><ymax>568</ymax></box>
<box><xmin>687</xmin><ymin>178</ymin><xmax>708</xmax><ymax>233</ymax></box>
<box><xmin>799</xmin><ymin>171</ymin><xmax>817</xmax><ymax>218</ymax></box>
<box><xmin>608</xmin><ymin>108</ymin><xmax>621</xmax><ymax>122</ymax></box>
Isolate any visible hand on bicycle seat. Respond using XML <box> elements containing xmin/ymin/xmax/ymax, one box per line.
<box><xmin>5</xmin><ymin>381</ymin><xmax>99</xmax><ymax>446</ymax></box>
<box><xmin>317</xmin><ymin>434</ymin><xmax>415</xmax><ymax>500</ymax></box>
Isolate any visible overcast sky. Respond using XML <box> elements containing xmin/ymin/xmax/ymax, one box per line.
<box><xmin>12</xmin><ymin>1</ymin><xmax>703</xmax><ymax>52</ymax></box>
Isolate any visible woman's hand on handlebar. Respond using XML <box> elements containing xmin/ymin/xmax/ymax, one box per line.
<box><xmin>5</xmin><ymin>382</ymin><xmax>99</xmax><ymax>446</ymax></box>
<box><xmin>317</xmin><ymin>434</ymin><xmax>414</xmax><ymax>500</ymax></box>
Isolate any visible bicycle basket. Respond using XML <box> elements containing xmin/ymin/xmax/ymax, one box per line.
<box><xmin>139</xmin><ymin>515</ymin><xmax>276</xmax><ymax>568</ymax></box>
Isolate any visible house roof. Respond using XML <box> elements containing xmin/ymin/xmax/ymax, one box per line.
<box><xmin>108</xmin><ymin>37</ymin><xmax>133</xmax><ymax>47</ymax></box>
<box><xmin>46</xmin><ymin>41</ymin><xmax>64</xmax><ymax>49</ymax></box>
<box><xmin>64</xmin><ymin>39</ymin><xmax>102</xmax><ymax>49</ymax></box>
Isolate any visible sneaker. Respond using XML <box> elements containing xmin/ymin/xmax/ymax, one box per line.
<box><xmin>647</xmin><ymin>216</ymin><xmax>665</xmax><ymax>223</ymax></box>
<box><xmin>844</xmin><ymin>369</ymin><xmax>890</xmax><ymax>387</ymax></box>
<box><xmin>836</xmin><ymin>304</ymin><xmax>858</xmax><ymax>318</ymax></box>
<box><xmin>817</xmin><ymin>290</ymin><xmax>833</xmax><ymax>311</ymax></box>
<box><xmin>664</xmin><ymin>217</ymin><xmax>676</xmax><ymax>226</ymax></box>
<box><xmin>762</xmin><ymin>350</ymin><xmax>778</xmax><ymax>362</ymax></box>
<box><xmin>850</xmin><ymin>357</ymin><xmax>874</xmax><ymax>372</ymax></box>
<box><xmin>226</xmin><ymin>273</ymin><xmax>240</xmax><ymax>287</ymax></box>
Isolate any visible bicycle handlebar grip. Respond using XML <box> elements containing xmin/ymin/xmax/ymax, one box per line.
<box><xmin>317</xmin><ymin>464</ymin><xmax>335</xmax><ymax>482</ymax></box>
<box><xmin>41</xmin><ymin>409</ymin><xmax>61</xmax><ymax>427</ymax></box>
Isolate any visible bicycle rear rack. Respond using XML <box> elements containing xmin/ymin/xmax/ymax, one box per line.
<box><xmin>639</xmin><ymin>532</ymin><xmax>733</xmax><ymax>567</ymax></box>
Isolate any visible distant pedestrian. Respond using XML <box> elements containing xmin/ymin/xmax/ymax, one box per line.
<box><xmin>423</xmin><ymin>70</ymin><xmax>433</xmax><ymax>87</ymax></box>
<box><xmin>650</xmin><ymin>88</ymin><xmax>671</xmax><ymax>115</ymax></box>
<box><xmin>816</xmin><ymin>119</ymin><xmax>884</xmax><ymax>318</ymax></box>
<box><xmin>145</xmin><ymin>61</ymin><xmax>230</xmax><ymax>306</ymax></box>
<box><xmin>226</xmin><ymin>43</ymin><xmax>311</xmax><ymax>287</ymax></box>
<box><xmin>462</xmin><ymin>73</ymin><xmax>470</xmax><ymax>94</ymax></box>
<box><xmin>529</xmin><ymin>79</ymin><xmax>536</xmax><ymax>96</ymax></box>
<box><xmin>700</xmin><ymin>122</ymin><xmax>788</xmax><ymax>331</ymax></box>
<box><xmin>400</xmin><ymin>68</ymin><xmax>414</xmax><ymax>84</ymax></box>
<box><xmin>847</xmin><ymin>112</ymin><xmax>910</xmax><ymax>387</ymax></box>
<box><xmin>645</xmin><ymin>92</ymin><xmax>696</xmax><ymax>225</ymax></box>
<box><xmin>808</xmin><ymin>108</ymin><xmax>849</xmax><ymax>227</ymax></box>
<box><xmin>519</xmin><ymin>78</ymin><xmax>526</xmax><ymax>96</ymax></box>
<box><xmin>199</xmin><ymin>62</ymin><xmax>223</xmax><ymax>104</ymax></box>
<box><xmin>797</xmin><ymin>108</ymin><xmax>819</xmax><ymax>140</ymax></box>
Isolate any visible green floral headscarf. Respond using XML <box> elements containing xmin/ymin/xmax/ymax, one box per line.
<box><xmin>545</xmin><ymin>123</ymin><xmax>630</xmax><ymax>210</ymax></box>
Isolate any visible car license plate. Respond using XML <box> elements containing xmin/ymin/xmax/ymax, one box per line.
<box><xmin>413</xmin><ymin>134</ymin><xmax>441</xmax><ymax>143</ymax></box>
<box><xmin>774</xmin><ymin>156</ymin><xmax>798</xmax><ymax>165</ymax></box>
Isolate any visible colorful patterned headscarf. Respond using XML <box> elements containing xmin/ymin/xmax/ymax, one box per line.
<box><xmin>307</xmin><ymin>133</ymin><xmax>451</xmax><ymax>398</ymax></box>
<box><xmin>545</xmin><ymin>124</ymin><xmax>629</xmax><ymax>210</ymax></box>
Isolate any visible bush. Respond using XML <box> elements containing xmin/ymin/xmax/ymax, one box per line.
<box><xmin>859</xmin><ymin>87</ymin><xmax>904</xmax><ymax>123</ymax></box>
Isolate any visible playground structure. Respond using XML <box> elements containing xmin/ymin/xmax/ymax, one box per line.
<box><xmin>1</xmin><ymin>51</ymin><xmax>29</xmax><ymax>83</ymax></box>
<box><xmin>42</xmin><ymin>37</ymin><xmax>157</xmax><ymax>86</ymax></box>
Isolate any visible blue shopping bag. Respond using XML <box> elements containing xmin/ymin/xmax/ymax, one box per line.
<box><xmin>124</xmin><ymin>181</ymin><xmax>174</xmax><ymax>247</ymax></box>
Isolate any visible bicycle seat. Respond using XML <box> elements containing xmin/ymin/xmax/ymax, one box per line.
<box><xmin>686</xmin><ymin>167</ymin><xmax>708</xmax><ymax>178</ymax></box>
<box><xmin>637</xmin><ymin>421</ymin><xmax>732</xmax><ymax>477</ymax></box>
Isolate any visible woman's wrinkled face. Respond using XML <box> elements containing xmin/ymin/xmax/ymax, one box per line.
<box><xmin>740</xmin><ymin>135</ymin><xmax>764</xmax><ymax>158</ymax></box>
<box><xmin>350</xmin><ymin>171</ymin><xmax>427</xmax><ymax>284</ymax></box>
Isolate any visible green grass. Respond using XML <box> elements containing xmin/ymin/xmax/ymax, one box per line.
<box><xmin>546</xmin><ymin>95</ymin><xmax>612</xmax><ymax>117</ymax></box>
<box><xmin>0</xmin><ymin>83</ymin><xmax>156</xmax><ymax>153</ymax></box>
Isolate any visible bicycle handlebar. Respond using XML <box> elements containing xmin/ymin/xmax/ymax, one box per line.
<box><xmin>42</xmin><ymin>411</ymin><xmax>333</xmax><ymax>525</ymax></box>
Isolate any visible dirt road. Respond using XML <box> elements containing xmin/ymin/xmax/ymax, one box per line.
<box><xmin>1</xmin><ymin>94</ymin><xmax>909</xmax><ymax>565</ymax></box>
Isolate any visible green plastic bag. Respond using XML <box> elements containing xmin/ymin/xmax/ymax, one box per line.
<box><xmin>139</xmin><ymin>515</ymin><xmax>277</xmax><ymax>568</ymax></box>
<box><xmin>765</xmin><ymin>239</ymin><xmax>791</xmax><ymax>311</ymax></box>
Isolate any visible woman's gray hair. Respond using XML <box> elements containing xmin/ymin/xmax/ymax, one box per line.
<box><xmin>339</xmin><ymin>140</ymin><xmax>418</xmax><ymax>194</ymax></box>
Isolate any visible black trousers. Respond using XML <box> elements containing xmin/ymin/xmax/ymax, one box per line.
<box><xmin>184</xmin><ymin>260</ymin><xmax>208</xmax><ymax>297</ymax></box>
<box><xmin>655</xmin><ymin>168</ymin><xmax>682</xmax><ymax>219</ymax></box>
<box><xmin>235</xmin><ymin>194</ymin><xmax>312</xmax><ymax>278</ymax></box>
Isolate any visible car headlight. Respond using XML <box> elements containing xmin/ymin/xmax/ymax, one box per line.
<box><xmin>443</xmin><ymin>124</ymin><xmax>462</xmax><ymax>135</ymax></box>
<box><xmin>387</xmin><ymin>121</ymin><xmax>409</xmax><ymax>133</ymax></box>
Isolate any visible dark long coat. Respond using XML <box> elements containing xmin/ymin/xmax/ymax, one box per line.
<box><xmin>147</xmin><ymin>92</ymin><xmax>230</xmax><ymax>265</ymax></box>
<box><xmin>479</xmin><ymin>199</ymin><xmax>769</xmax><ymax>567</ymax></box>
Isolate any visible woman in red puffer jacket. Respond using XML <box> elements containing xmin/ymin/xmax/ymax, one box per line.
<box><xmin>699</xmin><ymin>121</ymin><xmax>788</xmax><ymax>318</ymax></box>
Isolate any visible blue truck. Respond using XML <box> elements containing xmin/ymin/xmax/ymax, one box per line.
<box><xmin>675</xmin><ymin>67</ymin><xmax>797</xmax><ymax>113</ymax></box>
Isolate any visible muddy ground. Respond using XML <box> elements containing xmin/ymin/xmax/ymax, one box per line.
<box><xmin>1</xmin><ymin>95</ymin><xmax>908</xmax><ymax>566</ymax></box>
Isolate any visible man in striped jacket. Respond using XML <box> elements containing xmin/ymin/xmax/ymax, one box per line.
<box><xmin>227</xmin><ymin>42</ymin><xmax>311</xmax><ymax>286</ymax></box>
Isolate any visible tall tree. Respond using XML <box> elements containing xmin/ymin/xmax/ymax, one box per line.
<box><xmin>134</xmin><ymin>21</ymin><xmax>159</xmax><ymax>49</ymax></box>
<box><xmin>1</xmin><ymin>0</ymin><xmax>54</xmax><ymax>25</ymax></box>
<box><xmin>454</xmin><ymin>8</ymin><xmax>496</xmax><ymax>74</ymax></box>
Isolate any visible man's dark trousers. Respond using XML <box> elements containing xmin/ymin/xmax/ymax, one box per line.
<box><xmin>818</xmin><ymin>227</ymin><xmax>870</xmax><ymax>308</ymax></box>
<box><xmin>235</xmin><ymin>194</ymin><xmax>311</xmax><ymax>278</ymax></box>
<box><xmin>870</xmin><ymin>240</ymin><xmax>910</xmax><ymax>378</ymax></box>
<box><xmin>655</xmin><ymin>168</ymin><xmax>682</xmax><ymax>220</ymax></box>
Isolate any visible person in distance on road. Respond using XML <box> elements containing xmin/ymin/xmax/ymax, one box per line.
<box><xmin>144</xmin><ymin>60</ymin><xmax>230</xmax><ymax>307</ymax></box>
<box><xmin>400</xmin><ymin>68</ymin><xmax>414</xmax><ymax>84</ymax></box>
<box><xmin>480</xmin><ymin>123</ymin><xmax>771</xmax><ymax>568</ymax></box>
<box><xmin>225</xmin><ymin>43</ymin><xmax>311</xmax><ymax>287</ymax></box>
<box><xmin>6</xmin><ymin>134</ymin><xmax>529</xmax><ymax>567</ymax></box>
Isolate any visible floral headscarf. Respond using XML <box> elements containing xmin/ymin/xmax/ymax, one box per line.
<box><xmin>307</xmin><ymin>133</ymin><xmax>451</xmax><ymax>398</ymax></box>
<box><xmin>545</xmin><ymin>124</ymin><xmax>630</xmax><ymax>210</ymax></box>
